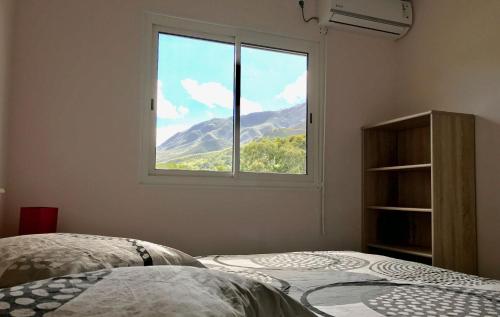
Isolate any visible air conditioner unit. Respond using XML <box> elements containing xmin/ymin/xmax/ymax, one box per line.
<box><xmin>318</xmin><ymin>0</ymin><xmax>413</xmax><ymax>39</ymax></box>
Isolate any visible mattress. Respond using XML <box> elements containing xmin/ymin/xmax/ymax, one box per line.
<box><xmin>199</xmin><ymin>251</ymin><xmax>500</xmax><ymax>317</ymax></box>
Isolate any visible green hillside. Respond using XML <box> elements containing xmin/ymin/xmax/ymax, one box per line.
<box><xmin>156</xmin><ymin>148</ymin><xmax>233</xmax><ymax>172</ymax></box>
<box><xmin>156</xmin><ymin>134</ymin><xmax>306</xmax><ymax>174</ymax></box>
<box><xmin>156</xmin><ymin>103</ymin><xmax>306</xmax><ymax>163</ymax></box>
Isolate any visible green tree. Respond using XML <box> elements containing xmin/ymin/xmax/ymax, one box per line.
<box><xmin>156</xmin><ymin>134</ymin><xmax>306</xmax><ymax>174</ymax></box>
<box><xmin>240</xmin><ymin>134</ymin><xmax>306</xmax><ymax>174</ymax></box>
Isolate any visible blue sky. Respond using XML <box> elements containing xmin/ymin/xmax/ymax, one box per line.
<box><xmin>156</xmin><ymin>33</ymin><xmax>307</xmax><ymax>145</ymax></box>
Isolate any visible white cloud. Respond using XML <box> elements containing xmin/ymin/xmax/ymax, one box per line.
<box><xmin>277</xmin><ymin>71</ymin><xmax>307</xmax><ymax>105</ymax></box>
<box><xmin>181</xmin><ymin>78</ymin><xmax>263</xmax><ymax>115</ymax></box>
<box><xmin>241</xmin><ymin>99</ymin><xmax>263</xmax><ymax>115</ymax></box>
<box><xmin>157</xmin><ymin>81</ymin><xmax>189</xmax><ymax>119</ymax></box>
<box><xmin>156</xmin><ymin>124</ymin><xmax>190</xmax><ymax>146</ymax></box>
<box><xmin>181</xmin><ymin>79</ymin><xmax>233</xmax><ymax>109</ymax></box>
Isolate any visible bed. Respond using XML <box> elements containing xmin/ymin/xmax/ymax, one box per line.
<box><xmin>1</xmin><ymin>234</ymin><xmax>499</xmax><ymax>316</ymax></box>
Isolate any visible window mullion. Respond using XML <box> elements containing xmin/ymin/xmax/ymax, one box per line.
<box><xmin>233</xmin><ymin>38</ymin><xmax>242</xmax><ymax>178</ymax></box>
<box><xmin>150</xmin><ymin>29</ymin><xmax>160</xmax><ymax>174</ymax></box>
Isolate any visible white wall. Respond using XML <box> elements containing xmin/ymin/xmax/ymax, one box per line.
<box><xmin>0</xmin><ymin>0</ymin><xmax>14</xmax><ymax>226</ymax></box>
<box><xmin>395</xmin><ymin>0</ymin><xmax>500</xmax><ymax>278</ymax></box>
<box><xmin>5</xmin><ymin>0</ymin><xmax>499</xmax><ymax>279</ymax></box>
<box><xmin>2</xmin><ymin>0</ymin><xmax>397</xmax><ymax>256</ymax></box>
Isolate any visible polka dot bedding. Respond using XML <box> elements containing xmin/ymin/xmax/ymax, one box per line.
<box><xmin>199</xmin><ymin>251</ymin><xmax>500</xmax><ymax>317</ymax></box>
<box><xmin>2</xmin><ymin>240</ymin><xmax>499</xmax><ymax>316</ymax></box>
<box><xmin>0</xmin><ymin>233</ymin><xmax>204</xmax><ymax>288</ymax></box>
<box><xmin>0</xmin><ymin>270</ymin><xmax>110</xmax><ymax>316</ymax></box>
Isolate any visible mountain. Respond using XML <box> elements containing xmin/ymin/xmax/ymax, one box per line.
<box><xmin>156</xmin><ymin>103</ymin><xmax>306</xmax><ymax>163</ymax></box>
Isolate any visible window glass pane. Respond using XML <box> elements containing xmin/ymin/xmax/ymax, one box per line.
<box><xmin>240</xmin><ymin>45</ymin><xmax>308</xmax><ymax>174</ymax></box>
<box><xmin>155</xmin><ymin>33</ymin><xmax>235</xmax><ymax>172</ymax></box>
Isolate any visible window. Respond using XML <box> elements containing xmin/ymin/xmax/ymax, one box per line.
<box><xmin>155</xmin><ymin>34</ymin><xmax>235</xmax><ymax>172</ymax></box>
<box><xmin>141</xmin><ymin>15</ymin><xmax>323</xmax><ymax>187</ymax></box>
<box><xmin>239</xmin><ymin>45</ymin><xmax>308</xmax><ymax>175</ymax></box>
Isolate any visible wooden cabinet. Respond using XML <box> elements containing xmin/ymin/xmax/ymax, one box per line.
<box><xmin>362</xmin><ymin>111</ymin><xmax>477</xmax><ymax>274</ymax></box>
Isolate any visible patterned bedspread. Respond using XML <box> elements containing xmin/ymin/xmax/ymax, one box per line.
<box><xmin>199</xmin><ymin>251</ymin><xmax>500</xmax><ymax>317</ymax></box>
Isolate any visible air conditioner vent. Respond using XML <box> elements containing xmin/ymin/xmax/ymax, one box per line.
<box><xmin>318</xmin><ymin>0</ymin><xmax>413</xmax><ymax>39</ymax></box>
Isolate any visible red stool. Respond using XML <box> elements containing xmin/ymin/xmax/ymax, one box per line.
<box><xmin>19</xmin><ymin>207</ymin><xmax>58</xmax><ymax>235</ymax></box>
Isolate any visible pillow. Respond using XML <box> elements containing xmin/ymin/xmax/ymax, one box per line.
<box><xmin>0</xmin><ymin>233</ymin><xmax>204</xmax><ymax>288</ymax></box>
<box><xmin>0</xmin><ymin>266</ymin><xmax>315</xmax><ymax>317</ymax></box>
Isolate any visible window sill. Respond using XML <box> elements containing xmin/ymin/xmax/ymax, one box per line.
<box><xmin>139</xmin><ymin>173</ymin><xmax>322</xmax><ymax>191</ymax></box>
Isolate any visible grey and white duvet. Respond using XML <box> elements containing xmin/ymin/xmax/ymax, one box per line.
<box><xmin>0</xmin><ymin>265</ymin><xmax>314</xmax><ymax>317</ymax></box>
<box><xmin>199</xmin><ymin>251</ymin><xmax>500</xmax><ymax>317</ymax></box>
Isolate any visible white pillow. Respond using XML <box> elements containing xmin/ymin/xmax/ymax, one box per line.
<box><xmin>0</xmin><ymin>233</ymin><xmax>204</xmax><ymax>287</ymax></box>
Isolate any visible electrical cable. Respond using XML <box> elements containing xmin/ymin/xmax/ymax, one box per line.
<box><xmin>299</xmin><ymin>0</ymin><xmax>319</xmax><ymax>23</ymax></box>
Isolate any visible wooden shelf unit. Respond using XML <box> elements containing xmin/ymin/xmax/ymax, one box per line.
<box><xmin>362</xmin><ymin>110</ymin><xmax>477</xmax><ymax>274</ymax></box>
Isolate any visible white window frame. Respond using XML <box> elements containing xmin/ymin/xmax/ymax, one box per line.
<box><xmin>139</xmin><ymin>13</ymin><xmax>325</xmax><ymax>189</ymax></box>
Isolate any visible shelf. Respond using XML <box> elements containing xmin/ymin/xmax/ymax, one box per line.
<box><xmin>368</xmin><ymin>206</ymin><xmax>432</xmax><ymax>213</ymax></box>
<box><xmin>363</xmin><ymin>111</ymin><xmax>477</xmax><ymax>272</ymax></box>
<box><xmin>362</xmin><ymin>111</ymin><xmax>431</xmax><ymax>130</ymax></box>
<box><xmin>367</xmin><ymin>164</ymin><xmax>431</xmax><ymax>172</ymax></box>
<box><xmin>367</xmin><ymin>243</ymin><xmax>432</xmax><ymax>258</ymax></box>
